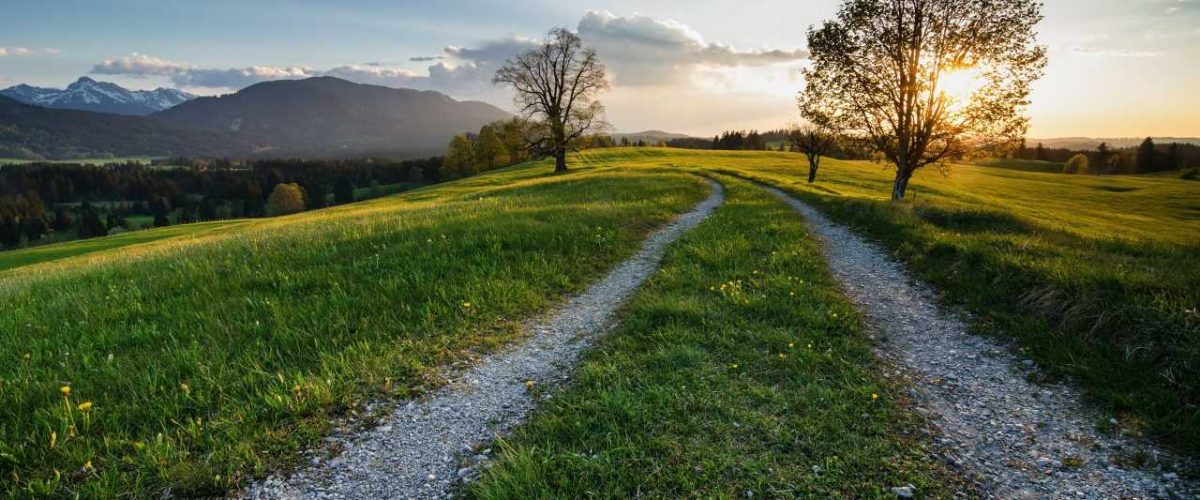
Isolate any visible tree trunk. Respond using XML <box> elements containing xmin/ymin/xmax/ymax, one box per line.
<box><xmin>807</xmin><ymin>157</ymin><xmax>819</xmax><ymax>183</ymax></box>
<box><xmin>554</xmin><ymin>149</ymin><xmax>568</xmax><ymax>172</ymax></box>
<box><xmin>890</xmin><ymin>171</ymin><xmax>911</xmax><ymax>200</ymax></box>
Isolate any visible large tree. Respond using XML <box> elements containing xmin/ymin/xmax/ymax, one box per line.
<box><xmin>801</xmin><ymin>0</ymin><xmax>1047</xmax><ymax>200</ymax></box>
<box><xmin>494</xmin><ymin>28</ymin><xmax>609</xmax><ymax>172</ymax></box>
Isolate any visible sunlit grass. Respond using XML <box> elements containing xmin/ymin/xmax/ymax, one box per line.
<box><xmin>577</xmin><ymin>147</ymin><xmax>1200</xmax><ymax>454</ymax></box>
<box><xmin>0</xmin><ymin>161</ymin><xmax>710</xmax><ymax>497</ymax></box>
<box><xmin>469</xmin><ymin>176</ymin><xmax>961</xmax><ymax>497</ymax></box>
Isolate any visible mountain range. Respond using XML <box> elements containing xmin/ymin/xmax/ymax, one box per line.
<box><xmin>153</xmin><ymin>77</ymin><xmax>511</xmax><ymax>158</ymax></box>
<box><xmin>1</xmin><ymin>77</ymin><xmax>195</xmax><ymax>116</ymax></box>
<box><xmin>0</xmin><ymin>77</ymin><xmax>512</xmax><ymax>160</ymax></box>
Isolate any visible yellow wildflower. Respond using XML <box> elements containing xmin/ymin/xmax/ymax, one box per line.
<box><xmin>77</xmin><ymin>401</ymin><xmax>93</xmax><ymax>412</ymax></box>
<box><xmin>871</xmin><ymin>393</ymin><xmax>879</xmax><ymax>401</ymax></box>
<box><xmin>83</xmin><ymin>460</ymin><xmax>93</xmax><ymax>471</ymax></box>
<box><xmin>778</xmin><ymin>353</ymin><xmax>787</xmax><ymax>359</ymax></box>
<box><xmin>292</xmin><ymin>384</ymin><xmax>303</xmax><ymax>394</ymax></box>
<box><xmin>524</xmin><ymin>380</ymin><xmax>535</xmax><ymax>390</ymax></box>
<box><xmin>180</xmin><ymin>382</ymin><xmax>191</xmax><ymax>394</ymax></box>
<box><xmin>462</xmin><ymin>302</ymin><xmax>472</xmax><ymax>308</ymax></box>
<box><xmin>60</xmin><ymin>386</ymin><xmax>71</xmax><ymax>397</ymax></box>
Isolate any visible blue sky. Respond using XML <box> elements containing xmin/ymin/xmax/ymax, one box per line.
<box><xmin>2</xmin><ymin>0</ymin><xmax>1197</xmax><ymax>137</ymax></box>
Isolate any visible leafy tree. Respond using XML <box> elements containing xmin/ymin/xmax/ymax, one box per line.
<box><xmin>1165</xmin><ymin>143</ymin><xmax>1182</xmax><ymax>171</ymax></box>
<box><xmin>787</xmin><ymin>124</ymin><xmax>839</xmax><ymax>183</ymax></box>
<box><xmin>77</xmin><ymin>202</ymin><xmax>108</xmax><ymax>239</ymax></box>
<box><xmin>1095</xmin><ymin>142</ymin><xmax>1112</xmax><ymax>175</ymax></box>
<box><xmin>494</xmin><ymin>28</ymin><xmax>609</xmax><ymax>172</ymax></box>
<box><xmin>334</xmin><ymin>178</ymin><xmax>356</xmax><ymax>205</ymax></box>
<box><xmin>303</xmin><ymin>183</ymin><xmax>329</xmax><ymax>210</ymax></box>
<box><xmin>442</xmin><ymin>135</ymin><xmax>476</xmax><ymax>178</ymax></box>
<box><xmin>1063</xmin><ymin>154</ymin><xmax>1088</xmax><ymax>174</ymax></box>
<box><xmin>266</xmin><ymin>183</ymin><xmax>307</xmax><ymax>216</ymax></box>
<box><xmin>474</xmin><ymin>125</ymin><xmax>508</xmax><ymax>170</ymax></box>
<box><xmin>496</xmin><ymin>118</ymin><xmax>530</xmax><ymax>164</ymax></box>
<box><xmin>801</xmin><ymin>0</ymin><xmax>1047</xmax><ymax>199</ymax></box>
<box><xmin>1136</xmin><ymin>137</ymin><xmax>1156</xmax><ymax>173</ymax></box>
<box><xmin>53</xmin><ymin>205</ymin><xmax>72</xmax><ymax>231</ymax></box>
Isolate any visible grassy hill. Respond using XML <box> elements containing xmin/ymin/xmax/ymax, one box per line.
<box><xmin>1</xmin><ymin>148</ymin><xmax>1196</xmax><ymax>496</ymax></box>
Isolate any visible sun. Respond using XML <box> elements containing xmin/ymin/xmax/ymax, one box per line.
<box><xmin>937</xmin><ymin>66</ymin><xmax>986</xmax><ymax>104</ymax></box>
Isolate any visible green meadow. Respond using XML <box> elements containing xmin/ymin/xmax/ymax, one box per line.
<box><xmin>470</xmin><ymin>176</ymin><xmax>962</xmax><ymax>497</ymax></box>
<box><xmin>0</xmin><ymin>147</ymin><xmax>1196</xmax><ymax>497</ymax></box>
<box><xmin>0</xmin><ymin>164</ymin><xmax>709</xmax><ymax>496</ymax></box>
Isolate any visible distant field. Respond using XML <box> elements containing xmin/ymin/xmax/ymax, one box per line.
<box><xmin>972</xmin><ymin>157</ymin><xmax>1065</xmax><ymax>173</ymax></box>
<box><xmin>581</xmin><ymin>147</ymin><xmax>1200</xmax><ymax>453</ymax></box>
<box><xmin>0</xmin><ymin>161</ymin><xmax>710</xmax><ymax>497</ymax></box>
<box><xmin>0</xmin><ymin>156</ymin><xmax>160</xmax><ymax>166</ymax></box>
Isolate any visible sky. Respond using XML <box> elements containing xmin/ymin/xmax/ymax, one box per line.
<box><xmin>1</xmin><ymin>0</ymin><xmax>1197</xmax><ymax>138</ymax></box>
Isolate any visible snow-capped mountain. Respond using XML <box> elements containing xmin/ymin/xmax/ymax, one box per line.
<box><xmin>0</xmin><ymin>77</ymin><xmax>195</xmax><ymax>115</ymax></box>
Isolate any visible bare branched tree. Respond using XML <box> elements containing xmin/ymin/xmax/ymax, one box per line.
<box><xmin>494</xmin><ymin>28</ymin><xmax>609</xmax><ymax>173</ymax></box>
<box><xmin>787</xmin><ymin>123</ymin><xmax>839</xmax><ymax>183</ymax></box>
<box><xmin>801</xmin><ymin>0</ymin><xmax>1047</xmax><ymax>200</ymax></box>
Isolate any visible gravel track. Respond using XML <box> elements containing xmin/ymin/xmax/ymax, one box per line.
<box><xmin>242</xmin><ymin>179</ymin><xmax>724</xmax><ymax>500</ymax></box>
<box><xmin>763</xmin><ymin>185</ymin><xmax>1196</xmax><ymax>499</ymax></box>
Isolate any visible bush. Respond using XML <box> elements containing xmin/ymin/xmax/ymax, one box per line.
<box><xmin>1181</xmin><ymin>168</ymin><xmax>1197</xmax><ymax>180</ymax></box>
<box><xmin>1063</xmin><ymin>154</ymin><xmax>1088</xmax><ymax>174</ymax></box>
<box><xmin>266</xmin><ymin>183</ymin><xmax>307</xmax><ymax>216</ymax></box>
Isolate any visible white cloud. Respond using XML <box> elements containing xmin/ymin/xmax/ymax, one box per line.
<box><xmin>578</xmin><ymin>11</ymin><xmax>808</xmax><ymax>86</ymax></box>
<box><xmin>0</xmin><ymin>47</ymin><xmax>59</xmax><ymax>57</ymax></box>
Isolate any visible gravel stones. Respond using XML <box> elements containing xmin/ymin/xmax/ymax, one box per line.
<box><xmin>764</xmin><ymin>185</ymin><xmax>1196</xmax><ymax>500</ymax></box>
<box><xmin>242</xmin><ymin>180</ymin><xmax>725</xmax><ymax>499</ymax></box>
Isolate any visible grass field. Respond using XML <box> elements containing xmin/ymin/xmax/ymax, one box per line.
<box><xmin>469</xmin><ymin>176</ymin><xmax>960</xmax><ymax>497</ymax></box>
<box><xmin>0</xmin><ymin>163</ymin><xmax>709</xmax><ymax>497</ymax></box>
<box><xmin>579</xmin><ymin>147</ymin><xmax>1200</xmax><ymax>453</ymax></box>
<box><xmin>2</xmin><ymin>147</ymin><xmax>1196</xmax><ymax>497</ymax></box>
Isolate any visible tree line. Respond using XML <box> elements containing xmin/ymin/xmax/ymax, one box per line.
<box><xmin>0</xmin><ymin>157</ymin><xmax>441</xmax><ymax>250</ymax></box>
<box><xmin>1015</xmin><ymin>138</ymin><xmax>1198</xmax><ymax>175</ymax></box>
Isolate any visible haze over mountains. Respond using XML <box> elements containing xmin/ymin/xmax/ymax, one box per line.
<box><xmin>1</xmin><ymin>77</ymin><xmax>194</xmax><ymax>116</ymax></box>
<box><xmin>0</xmin><ymin>77</ymin><xmax>511</xmax><ymax>160</ymax></box>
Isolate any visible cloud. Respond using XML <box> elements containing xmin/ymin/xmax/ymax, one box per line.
<box><xmin>87</xmin><ymin>11</ymin><xmax>807</xmax><ymax>102</ymax></box>
<box><xmin>577</xmin><ymin>11</ymin><xmax>808</xmax><ymax>86</ymax></box>
<box><xmin>1069</xmin><ymin>46</ymin><xmax>1163</xmax><ymax>58</ymax></box>
<box><xmin>0</xmin><ymin>47</ymin><xmax>60</xmax><ymax>57</ymax></box>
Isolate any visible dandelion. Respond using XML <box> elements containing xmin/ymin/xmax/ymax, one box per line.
<box><xmin>180</xmin><ymin>382</ymin><xmax>191</xmax><ymax>394</ymax></box>
<box><xmin>292</xmin><ymin>384</ymin><xmax>303</xmax><ymax>395</ymax></box>
<box><xmin>83</xmin><ymin>460</ymin><xmax>94</xmax><ymax>471</ymax></box>
<box><xmin>60</xmin><ymin>385</ymin><xmax>71</xmax><ymax>397</ymax></box>
<box><xmin>524</xmin><ymin>380</ymin><xmax>535</xmax><ymax>390</ymax></box>
<box><xmin>78</xmin><ymin>401</ymin><xmax>93</xmax><ymax>412</ymax></box>
<box><xmin>871</xmin><ymin>393</ymin><xmax>879</xmax><ymax>401</ymax></box>
<box><xmin>462</xmin><ymin>302</ymin><xmax>472</xmax><ymax>308</ymax></box>
<box><xmin>778</xmin><ymin>353</ymin><xmax>787</xmax><ymax>360</ymax></box>
<box><xmin>788</xmin><ymin>342</ymin><xmax>794</xmax><ymax>349</ymax></box>
<box><xmin>789</xmin><ymin>291</ymin><xmax>795</xmax><ymax>296</ymax></box>
<box><xmin>23</xmin><ymin>353</ymin><xmax>30</xmax><ymax>360</ymax></box>
<box><xmin>730</xmin><ymin>363</ymin><xmax>739</xmax><ymax>369</ymax></box>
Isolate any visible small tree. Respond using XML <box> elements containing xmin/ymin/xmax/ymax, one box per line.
<box><xmin>1064</xmin><ymin>154</ymin><xmax>1088</xmax><ymax>174</ymax></box>
<box><xmin>442</xmin><ymin>135</ymin><xmax>476</xmax><ymax>178</ymax></box>
<box><xmin>266</xmin><ymin>183</ymin><xmax>306</xmax><ymax>216</ymax></box>
<box><xmin>474</xmin><ymin>125</ymin><xmax>508</xmax><ymax>170</ymax></box>
<box><xmin>1095</xmin><ymin>142</ymin><xmax>1112</xmax><ymax>175</ymax></box>
<box><xmin>494</xmin><ymin>28</ymin><xmax>609</xmax><ymax>172</ymax></box>
<box><xmin>801</xmin><ymin>0</ymin><xmax>1047</xmax><ymax>200</ymax></box>
<box><xmin>787</xmin><ymin>123</ymin><xmax>839</xmax><ymax>183</ymax></box>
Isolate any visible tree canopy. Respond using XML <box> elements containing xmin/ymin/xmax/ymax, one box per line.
<box><xmin>801</xmin><ymin>0</ymin><xmax>1047</xmax><ymax>199</ymax></box>
<box><xmin>494</xmin><ymin>28</ymin><xmax>609</xmax><ymax>172</ymax></box>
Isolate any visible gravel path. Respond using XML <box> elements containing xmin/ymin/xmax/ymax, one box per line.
<box><xmin>242</xmin><ymin>179</ymin><xmax>724</xmax><ymax>500</ymax></box>
<box><xmin>762</xmin><ymin>185</ymin><xmax>1196</xmax><ymax>499</ymax></box>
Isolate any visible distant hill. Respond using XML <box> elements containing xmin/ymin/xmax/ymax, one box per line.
<box><xmin>153</xmin><ymin>77</ymin><xmax>513</xmax><ymax>158</ymax></box>
<box><xmin>612</xmin><ymin>130</ymin><xmax>696</xmax><ymax>144</ymax></box>
<box><xmin>1</xmin><ymin>77</ymin><xmax>194</xmax><ymax>116</ymax></box>
<box><xmin>0</xmin><ymin>96</ymin><xmax>252</xmax><ymax>160</ymax></box>
<box><xmin>1029</xmin><ymin>137</ymin><xmax>1200</xmax><ymax>150</ymax></box>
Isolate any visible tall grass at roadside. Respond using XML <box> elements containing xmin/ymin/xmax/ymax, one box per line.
<box><xmin>577</xmin><ymin>147</ymin><xmax>1200</xmax><ymax>455</ymax></box>
<box><xmin>0</xmin><ymin>163</ymin><xmax>709</xmax><ymax>497</ymax></box>
<box><xmin>469</xmin><ymin>176</ymin><xmax>961</xmax><ymax>498</ymax></box>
